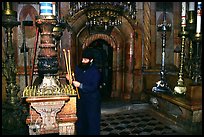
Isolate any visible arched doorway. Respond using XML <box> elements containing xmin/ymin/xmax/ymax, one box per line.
<box><xmin>88</xmin><ymin>39</ymin><xmax>113</xmax><ymax>100</ymax></box>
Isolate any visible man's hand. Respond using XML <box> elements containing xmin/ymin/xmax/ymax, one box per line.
<box><xmin>73</xmin><ymin>81</ymin><xmax>80</xmax><ymax>88</ymax></box>
<box><xmin>66</xmin><ymin>73</ymin><xmax>72</xmax><ymax>84</ymax></box>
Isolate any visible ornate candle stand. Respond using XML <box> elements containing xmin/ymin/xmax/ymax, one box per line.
<box><xmin>2</xmin><ymin>2</ymin><xmax>29</xmax><ymax>135</ymax></box>
<box><xmin>186</xmin><ymin>10</ymin><xmax>196</xmax><ymax>78</ymax></box>
<box><xmin>191</xmin><ymin>33</ymin><xmax>202</xmax><ymax>84</ymax></box>
<box><xmin>2</xmin><ymin>2</ymin><xmax>21</xmax><ymax>107</ymax></box>
<box><xmin>191</xmin><ymin>2</ymin><xmax>202</xmax><ymax>85</ymax></box>
<box><xmin>22</xmin><ymin>14</ymin><xmax>77</xmax><ymax>135</ymax></box>
<box><xmin>174</xmin><ymin>23</ymin><xmax>188</xmax><ymax>95</ymax></box>
<box><xmin>36</xmin><ymin>15</ymin><xmax>58</xmax><ymax>77</ymax></box>
<box><xmin>152</xmin><ymin>11</ymin><xmax>172</xmax><ymax>94</ymax></box>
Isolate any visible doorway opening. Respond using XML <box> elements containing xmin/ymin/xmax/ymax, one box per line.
<box><xmin>88</xmin><ymin>39</ymin><xmax>113</xmax><ymax>100</ymax></box>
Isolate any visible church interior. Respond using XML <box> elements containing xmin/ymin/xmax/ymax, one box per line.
<box><xmin>2</xmin><ymin>2</ymin><xmax>202</xmax><ymax>135</ymax></box>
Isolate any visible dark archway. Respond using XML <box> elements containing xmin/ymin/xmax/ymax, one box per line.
<box><xmin>89</xmin><ymin>39</ymin><xmax>113</xmax><ymax>100</ymax></box>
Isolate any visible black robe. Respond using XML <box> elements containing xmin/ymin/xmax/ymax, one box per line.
<box><xmin>74</xmin><ymin>63</ymin><xmax>101</xmax><ymax>135</ymax></box>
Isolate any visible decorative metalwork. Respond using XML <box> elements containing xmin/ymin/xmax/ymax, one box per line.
<box><xmin>174</xmin><ymin>2</ymin><xmax>188</xmax><ymax>95</ymax></box>
<box><xmin>2</xmin><ymin>2</ymin><xmax>28</xmax><ymax>135</ymax></box>
<box><xmin>2</xmin><ymin>2</ymin><xmax>21</xmax><ymax>105</ymax></box>
<box><xmin>22</xmin><ymin>84</ymin><xmax>77</xmax><ymax>98</ymax></box>
<box><xmin>35</xmin><ymin>15</ymin><xmax>58</xmax><ymax>75</ymax></box>
<box><xmin>185</xmin><ymin>2</ymin><xmax>196</xmax><ymax>79</ymax></box>
<box><xmin>192</xmin><ymin>34</ymin><xmax>202</xmax><ymax>84</ymax></box>
<box><xmin>85</xmin><ymin>3</ymin><xmax>122</xmax><ymax>34</ymax></box>
<box><xmin>53</xmin><ymin>20</ymin><xmax>66</xmax><ymax>41</ymax></box>
<box><xmin>67</xmin><ymin>2</ymin><xmax>137</xmax><ymax>34</ymax></box>
<box><xmin>22</xmin><ymin>14</ymin><xmax>76</xmax><ymax>98</ymax></box>
<box><xmin>191</xmin><ymin>2</ymin><xmax>202</xmax><ymax>84</ymax></box>
<box><xmin>152</xmin><ymin>3</ymin><xmax>172</xmax><ymax>94</ymax></box>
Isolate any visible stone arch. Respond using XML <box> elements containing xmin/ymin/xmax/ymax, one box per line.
<box><xmin>81</xmin><ymin>34</ymin><xmax>122</xmax><ymax>99</ymax></box>
<box><xmin>82</xmin><ymin>34</ymin><xmax>117</xmax><ymax>49</ymax></box>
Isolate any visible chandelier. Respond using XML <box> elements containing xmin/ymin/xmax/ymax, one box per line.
<box><xmin>68</xmin><ymin>2</ymin><xmax>137</xmax><ymax>34</ymax></box>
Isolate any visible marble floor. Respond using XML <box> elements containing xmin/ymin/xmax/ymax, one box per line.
<box><xmin>100</xmin><ymin>99</ymin><xmax>202</xmax><ymax>135</ymax></box>
<box><xmin>2</xmin><ymin>99</ymin><xmax>202</xmax><ymax>135</ymax></box>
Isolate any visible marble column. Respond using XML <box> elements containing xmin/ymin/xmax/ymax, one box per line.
<box><xmin>124</xmin><ymin>33</ymin><xmax>134</xmax><ymax>100</ymax></box>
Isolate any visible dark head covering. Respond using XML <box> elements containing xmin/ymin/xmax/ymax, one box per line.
<box><xmin>82</xmin><ymin>48</ymin><xmax>94</xmax><ymax>59</ymax></box>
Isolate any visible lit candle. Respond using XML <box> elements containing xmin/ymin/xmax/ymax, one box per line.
<box><xmin>52</xmin><ymin>2</ymin><xmax>56</xmax><ymax>16</ymax></box>
<box><xmin>78</xmin><ymin>2</ymin><xmax>81</xmax><ymax>9</ymax></box>
<box><xmin>196</xmin><ymin>2</ymin><xmax>202</xmax><ymax>33</ymax></box>
<box><xmin>105</xmin><ymin>24</ymin><xmax>107</xmax><ymax>30</ymax></box>
<box><xmin>68</xmin><ymin>2</ymin><xmax>70</xmax><ymax>10</ymax></box>
<box><xmin>189</xmin><ymin>2</ymin><xmax>195</xmax><ymax>11</ymax></box>
<box><xmin>129</xmin><ymin>5</ymin><xmax>132</xmax><ymax>12</ymax></box>
<box><xmin>181</xmin><ymin>2</ymin><xmax>187</xmax><ymax>27</ymax></box>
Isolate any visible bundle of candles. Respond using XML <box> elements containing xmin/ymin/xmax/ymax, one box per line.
<box><xmin>63</xmin><ymin>49</ymin><xmax>80</xmax><ymax>99</ymax></box>
<box><xmin>181</xmin><ymin>2</ymin><xmax>202</xmax><ymax>33</ymax></box>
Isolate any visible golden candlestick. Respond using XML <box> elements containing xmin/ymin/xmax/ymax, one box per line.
<box><xmin>186</xmin><ymin>10</ymin><xmax>196</xmax><ymax>78</ymax></box>
<box><xmin>174</xmin><ymin>28</ymin><xmax>188</xmax><ymax>95</ymax></box>
<box><xmin>191</xmin><ymin>33</ymin><xmax>202</xmax><ymax>84</ymax></box>
<box><xmin>173</xmin><ymin>2</ymin><xmax>189</xmax><ymax>95</ymax></box>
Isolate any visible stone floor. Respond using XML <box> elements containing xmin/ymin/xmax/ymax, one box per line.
<box><xmin>100</xmin><ymin>99</ymin><xmax>202</xmax><ymax>135</ymax></box>
<box><xmin>2</xmin><ymin>99</ymin><xmax>202</xmax><ymax>135</ymax></box>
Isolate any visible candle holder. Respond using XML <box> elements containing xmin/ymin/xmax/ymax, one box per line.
<box><xmin>22</xmin><ymin>4</ymin><xmax>78</xmax><ymax>135</ymax></box>
<box><xmin>191</xmin><ymin>33</ymin><xmax>202</xmax><ymax>84</ymax></box>
<box><xmin>2</xmin><ymin>2</ymin><xmax>21</xmax><ymax>105</ymax></box>
<box><xmin>173</xmin><ymin>26</ymin><xmax>188</xmax><ymax>95</ymax></box>
<box><xmin>2</xmin><ymin>2</ymin><xmax>29</xmax><ymax>135</ymax></box>
<box><xmin>22</xmin><ymin>3</ymin><xmax>78</xmax><ymax>99</ymax></box>
<box><xmin>191</xmin><ymin>2</ymin><xmax>202</xmax><ymax>85</ymax></box>
<box><xmin>186</xmin><ymin>10</ymin><xmax>196</xmax><ymax>78</ymax></box>
<box><xmin>173</xmin><ymin>2</ymin><xmax>189</xmax><ymax>95</ymax></box>
<box><xmin>152</xmin><ymin>8</ymin><xmax>172</xmax><ymax>94</ymax></box>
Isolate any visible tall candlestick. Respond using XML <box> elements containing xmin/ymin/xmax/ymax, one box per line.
<box><xmin>189</xmin><ymin>2</ymin><xmax>195</xmax><ymax>11</ymax></box>
<box><xmin>152</xmin><ymin>5</ymin><xmax>172</xmax><ymax>94</ymax></box>
<box><xmin>196</xmin><ymin>2</ymin><xmax>202</xmax><ymax>33</ymax></box>
<box><xmin>181</xmin><ymin>2</ymin><xmax>187</xmax><ymax>27</ymax></box>
<box><xmin>173</xmin><ymin>2</ymin><xmax>189</xmax><ymax>95</ymax></box>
